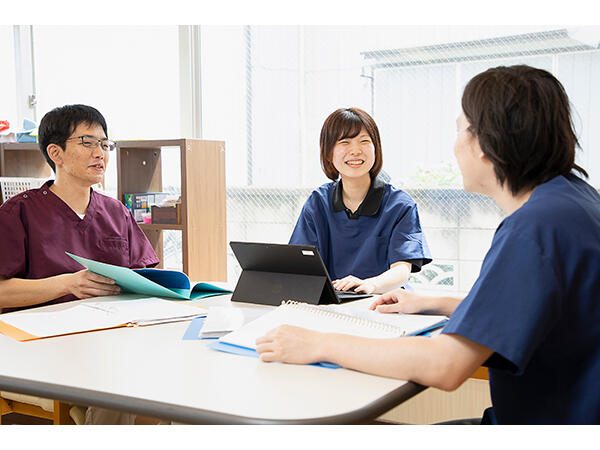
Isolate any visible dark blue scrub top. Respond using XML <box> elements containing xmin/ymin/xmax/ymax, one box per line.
<box><xmin>443</xmin><ymin>174</ymin><xmax>600</xmax><ymax>424</ymax></box>
<box><xmin>289</xmin><ymin>176</ymin><xmax>431</xmax><ymax>281</ymax></box>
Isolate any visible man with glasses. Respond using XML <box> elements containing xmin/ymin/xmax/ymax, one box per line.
<box><xmin>0</xmin><ymin>103</ymin><xmax>158</xmax><ymax>313</ymax></box>
<box><xmin>0</xmin><ymin>104</ymin><xmax>160</xmax><ymax>423</ymax></box>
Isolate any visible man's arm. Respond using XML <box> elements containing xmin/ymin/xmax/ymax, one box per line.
<box><xmin>0</xmin><ymin>272</ymin><xmax>121</xmax><ymax>309</ymax></box>
<box><xmin>256</xmin><ymin>327</ymin><xmax>492</xmax><ymax>391</ymax></box>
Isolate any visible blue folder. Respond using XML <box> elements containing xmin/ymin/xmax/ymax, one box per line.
<box><xmin>182</xmin><ymin>316</ymin><xmax>217</xmax><ymax>340</ymax></box>
<box><xmin>67</xmin><ymin>252</ymin><xmax>231</xmax><ymax>300</ymax></box>
<box><xmin>206</xmin><ymin>340</ymin><xmax>340</xmax><ymax>369</ymax></box>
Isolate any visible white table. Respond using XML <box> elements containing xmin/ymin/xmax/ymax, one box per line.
<box><xmin>0</xmin><ymin>294</ymin><xmax>424</xmax><ymax>424</ymax></box>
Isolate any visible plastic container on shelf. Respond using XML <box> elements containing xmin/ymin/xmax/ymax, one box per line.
<box><xmin>0</xmin><ymin>177</ymin><xmax>48</xmax><ymax>203</ymax></box>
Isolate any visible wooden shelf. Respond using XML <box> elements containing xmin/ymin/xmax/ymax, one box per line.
<box><xmin>139</xmin><ymin>223</ymin><xmax>184</xmax><ymax>231</ymax></box>
<box><xmin>116</xmin><ymin>138</ymin><xmax>225</xmax><ymax>149</ymax></box>
<box><xmin>115</xmin><ymin>139</ymin><xmax>185</xmax><ymax>149</ymax></box>
<box><xmin>1</xmin><ymin>143</ymin><xmax>42</xmax><ymax>150</ymax></box>
<box><xmin>471</xmin><ymin>367</ymin><xmax>489</xmax><ymax>380</ymax></box>
<box><xmin>117</xmin><ymin>138</ymin><xmax>227</xmax><ymax>281</ymax></box>
<box><xmin>0</xmin><ymin>142</ymin><xmax>52</xmax><ymax>178</ymax></box>
<box><xmin>0</xmin><ymin>139</ymin><xmax>227</xmax><ymax>282</ymax></box>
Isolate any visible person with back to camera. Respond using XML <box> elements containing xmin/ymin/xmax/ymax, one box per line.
<box><xmin>257</xmin><ymin>65</ymin><xmax>600</xmax><ymax>424</ymax></box>
<box><xmin>289</xmin><ymin>107</ymin><xmax>432</xmax><ymax>294</ymax></box>
<box><xmin>0</xmin><ymin>104</ymin><xmax>160</xmax><ymax>424</ymax></box>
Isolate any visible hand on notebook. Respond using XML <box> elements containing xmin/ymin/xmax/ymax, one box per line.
<box><xmin>332</xmin><ymin>275</ymin><xmax>376</xmax><ymax>294</ymax></box>
<box><xmin>67</xmin><ymin>269</ymin><xmax>121</xmax><ymax>299</ymax></box>
<box><xmin>369</xmin><ymin>289</ymin><xmax>427</xmax><ymax>314</ymax></box>
<box><xmin>255</xmin><ymin>325</ymin><xmax>322</xmax><ymax>365</ymax></box>
<box><xmin>370</xmin><ymin>289</ymin><xmax>462</xmax><ymax>317</ymax></box>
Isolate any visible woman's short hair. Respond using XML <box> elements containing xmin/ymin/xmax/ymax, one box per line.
<box><xmin>319</xmin><ymin>108</ymin><xmax>383</xmax><ymax>181</ymax></box>
<box><xmin>462</xmin><ymin>64</ymin><xmax>588</xmax><ymax>195</ymax></box>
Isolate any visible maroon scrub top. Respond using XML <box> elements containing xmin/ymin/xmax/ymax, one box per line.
<box><xmin>0</xmin><ymin>180</ymin><xmax>159</xmax><ymax>312</ymax></box>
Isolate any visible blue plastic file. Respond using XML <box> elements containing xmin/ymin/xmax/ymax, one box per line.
<box><xmin>67</xmin><ymin>252</ymin><xmax>231</xmax><ymax>300</ymax></box>
<box><xmin>207</xmin><ymin>340</ymin><xmax>340</xmax><ymax>369</ymax></box>
<box><xmin>182</xmin><ymin>316</ymin><xmax>209</xmax><ymax>340</ymax></box>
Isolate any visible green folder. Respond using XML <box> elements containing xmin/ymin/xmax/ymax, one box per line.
<box><xmin>66</xmin><ymin>252</ymin><xmax>231</xmax><ymax>300</ymax></box>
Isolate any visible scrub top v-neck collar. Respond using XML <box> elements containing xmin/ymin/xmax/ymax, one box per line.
<box><xmin>331</xmin><ymin>176</ymin><xmax>386</xmax><ymax>219</ymax></box>
<box><xmin>44</xmin><ymin>180</ymin><xmax>96</xmax><ymax>231</ymax></box>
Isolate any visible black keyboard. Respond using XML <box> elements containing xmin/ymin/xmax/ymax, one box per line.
<box><xmin>334</xmin><ymin>289</ymin><xmax>373</xmax><ymax>300</ymax></box>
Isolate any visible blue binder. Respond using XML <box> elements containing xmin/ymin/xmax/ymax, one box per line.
<box><xmin>67</xmin><ymin>252</ymin><xmax>231</xmax><ymax>300</ymax></box>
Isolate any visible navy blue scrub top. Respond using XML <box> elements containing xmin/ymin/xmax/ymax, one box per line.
<box><xmin>289</xmin><ymin>176</ymin><xmax>431</xmax><ymax>281</ymax></box>
<box><xmin>443</xmin><ymin>174</ymin><xmax>600</xmax><ymax>424</ymax></box>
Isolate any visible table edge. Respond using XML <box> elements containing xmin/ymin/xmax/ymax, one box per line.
<box><xmin>0</xmin><ymin>374</ymin><xmax>425</xmax><ymax>424</ymax></box>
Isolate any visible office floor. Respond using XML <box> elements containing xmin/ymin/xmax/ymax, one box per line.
<box><xmin>2</xmin><ymin>415</ymin><xmax>394</xmax><ymax>425</ymax></box>
<box><xmin>2</xmin><ymin>412</ymin><xmax>52</xmax><ymax>425</ymax></box>
<box><xmin>379</xmin><ymin>378</ymin><xmax>491</xmax><ymax>424</ymax></box>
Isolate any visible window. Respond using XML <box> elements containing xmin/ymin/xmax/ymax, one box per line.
<box><xmin>33</xmin><ymin>25</ymin><xmax>181</xmax><ymax>196</ymax></box>
<box><xmin>200</xmin><ymin>26</ymin><xmax>600</xmax><ymax>292</ymax></box>
<box><xmin>31</xmin><ymin>26</ymin><xmax>183</xmax><ymax>269</ymax></box>
<box><xmin>9</xmin><ymin>25</ymin><xmax>598</xmax><ymax>288</ymax></box>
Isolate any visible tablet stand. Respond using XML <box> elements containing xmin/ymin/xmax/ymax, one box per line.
<box><xmin>231</xmin><ymin>270</ymin><xmax>337</xmax><ymax>306</ymax></box>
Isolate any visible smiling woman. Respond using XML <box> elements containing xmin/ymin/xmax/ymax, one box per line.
<box><xmin>289</xmin><ymin>107</ymin><xmax>432</xmax><ymax>295</ymax></box>
<box><xmin>258</xmin><ymin>65</ymin><xmax>600</xmax><ymax>425</ymax></box>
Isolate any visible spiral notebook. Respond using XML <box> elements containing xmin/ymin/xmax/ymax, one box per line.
<box><xmin>217</xmin><ymin>300</ymin><xmax>448</xmax><ymax>352</ymax></box>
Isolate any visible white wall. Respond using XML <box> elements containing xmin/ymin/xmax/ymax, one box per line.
<box><xmin>0</xmin><ymin>27</ymin><xmax>17</xmax><ymax>129</ymax></box>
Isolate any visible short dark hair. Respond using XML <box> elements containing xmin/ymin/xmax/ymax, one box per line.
<box><xmin>319</xmin><ymin>108</ymin><xmax>383</xmax><ymax>181</ymax></box>
<box><xmin>462</xmin><ymin>65</ymin><xmax>588</xmax><ymax>195</ymax></box>
<box><xmin>38</xmin><ymin>104</ymin><xmax>108</xmax><ymax>172</ymax></box>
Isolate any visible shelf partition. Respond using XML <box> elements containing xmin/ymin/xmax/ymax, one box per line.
<box><xmin>117</xmin><ymin>139</ymin><xmax>227</xmax><ymax>282</ymax></box>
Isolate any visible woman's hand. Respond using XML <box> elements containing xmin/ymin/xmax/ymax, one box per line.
<box><xmin>256</xmin><ymin>325</ymin><xmax>323</xmax><ymax>364</ymax></box>
<box><xmin>369</xmin><ymin>288</ymin><xmax>428</xmax><ymax>314</ymax></box>
<box><xmin>67</xmin><ymin>270</ymin><xmax>121</xmax><ymax>299</ymax></box>
<box><xmin>332</xmin><ymin>275</ymin><xmax>376</xmax><ymax>294</ymax></box>
<box><xmin>370</xmin><ymin>289</ymin><xmax>462</xmax><ymax>316</ymax></box>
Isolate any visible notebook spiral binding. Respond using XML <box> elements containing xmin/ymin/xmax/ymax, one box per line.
<box><xmin>281</xmin><ymin>300</ymin><xmax>406</xmax><ymax>336</ymax></box>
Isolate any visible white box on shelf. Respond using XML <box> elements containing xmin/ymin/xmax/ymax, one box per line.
<box><xmin>0</xmin><ymin>177</ymin><xmax>48</xmax><ymax>203</ymax></box>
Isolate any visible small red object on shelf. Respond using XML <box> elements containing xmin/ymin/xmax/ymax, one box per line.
<box><xmin>0</xmin><ymin>120</ymin><xmax>9</xmax><ymax>132</ymax></box>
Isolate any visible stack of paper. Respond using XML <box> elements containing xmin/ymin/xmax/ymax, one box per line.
<box><xmin>198</xmin><ymin>306</ymin><xmax>269</xmax><ymax>338</ymax></box>
<box><xmin>218</xmin><ymin>301</ymin><xmax>448</xmax><ymax>351</ymax></box>
<box><xmin>0</xmin><ymin>298</ymin><xmax>206</xmax><ymax>341</ymax></box>
<box><xmin>321</xmin><ymin>304</ymin><xmax>447</xmax><ymax>331</ymax></box>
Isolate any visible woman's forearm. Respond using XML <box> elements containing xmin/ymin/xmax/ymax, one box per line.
<box><xmin>0</xmin><ymin>275</ymin><xmax>71</xmax><ymax>309</ymax></box>
<box><xmin>368</xmin><ymin>262</ymin><xmax>411</xmax><ymax>293</ymax></box>
<box><xmin>316</xmin><ymin>332</ymin><xmax>489</xmax><ymax>391</ymax></box>
<box><xmin>419</xmin><ymin>296</ymin><xmax>463</xmax><ymax>316</ymax></box>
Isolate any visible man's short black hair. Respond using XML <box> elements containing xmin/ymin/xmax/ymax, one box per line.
<box><xmin>38</xmin><ymin>104</ymin><xmax>108</xmax><ymax>172</ymax></box>
<box><xmin>462</xmin><ymin>65</ymin><xmax>588</xmax><ymax>195</ymax></box>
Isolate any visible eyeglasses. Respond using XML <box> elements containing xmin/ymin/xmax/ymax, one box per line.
<box><xmin>66</xmin><ymin>135</ymin><xmax>117</xmax><ymax>152</ymax></box>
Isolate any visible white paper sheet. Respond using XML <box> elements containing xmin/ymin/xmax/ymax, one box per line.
<box><xmin>220</xmin><ymin>302</ymin><xmax>447</xmax><ymax>350</ymax></box>
<box><xmin>1</xmin><ymin>298</ymin><xmax>206</xmax><ymax>338</ymax></box>
<box><xmin>199</xmin><ymin>306</ymin><xmax>269</xmax><ymax>338</ymax></box>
